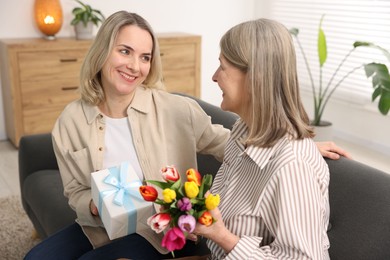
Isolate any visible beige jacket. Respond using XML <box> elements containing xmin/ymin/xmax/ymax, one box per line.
<box><xmin>52</xmin><ymin>87</ymin><xmax>230</xmax><ymax>254</ymax></box>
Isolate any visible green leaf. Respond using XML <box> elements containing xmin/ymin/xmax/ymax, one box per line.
<box><xmin>289</xmin><ymin>28</ymin><xmax>299</xmax><ymax>36</ymax></box>
<box><xmin>153</xmin><ymin>199</ymin><xmax>169</xmax><ymax>206</ymax></box>
<box><xmin>74</xmin><ymin>0</ymin><xmax>87</xmax><ymax>9</ymax></box>
<box><xmin>70</xmin><ymin>0</ymin><xmax>105</xmax><ymax>26</ymax></box>
<box><xmin>170</xmin><ymin>179</ymin><xmax>182</xmax><ymax>191</ymax></box>
<box><xmin>354</xmin><ymin>42</ymin><xmax>390</xmax><ymax>61</ymax></box>
<box><xmin>364</xmin><ymin>63</ymin><xmax>390</xmax><ymax>115</ymax></box>
<box><xmin>72</xmin><ymin>7</ymin><xmax>83</xmax><ymax>15</ymax></box>
<box><xmin>194</xmin><ymin>209</ymin><xmax>207</xmax><ymax>219</ymax></box>
<box><xmin>198</xmin><ymin>174</ymin><xmax>213</xmax><ymax>198</ymax></box>
<box><xmin>353</xmin><ymin>41</ymin><xmax>373</xmax><ymax>48</ymax></box>
<box><xmin>378</xmin><ymin>91</ymin><xmax>390</xmax><ymax>115</ymax></box>
<box><xmin>372</xmin><ymin>86</ymin><xmax>382</xmax><ymax>101</ymax></box>
<box><xmin>144</xmin><ymin>180</ymin><xmax>172</xmax><ymax>190</ymax></box>
<box><xmin>190</xmin><ymin>198</ymin><xmax>205</xmax><ymax>205</ymax></box>
<box><xmin>364</xmin><ymin>63</ymin><xmax>390</xmax><ymax>81</ymax></box>
<box><xmin>318</xmin><ymin>15</ymin><xmax>327</xmax><ymax>67</ymax></box>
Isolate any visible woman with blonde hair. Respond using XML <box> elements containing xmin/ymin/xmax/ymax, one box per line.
<box><xmin>25</xmin><ymin>10</ymin><xmax>227</xmax><ymax>259</ymax></box>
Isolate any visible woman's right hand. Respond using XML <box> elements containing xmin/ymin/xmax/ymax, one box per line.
<box><xmin>90</xmin><ymin>199</ymin><xmax>99</xmax><ymax>216</ymax></box>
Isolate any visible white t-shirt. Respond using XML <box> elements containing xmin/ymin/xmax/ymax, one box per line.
<box><xmin>103</xmin><ymin>116</ymin><xmax>144</xmax><ymax>181</ymax></box>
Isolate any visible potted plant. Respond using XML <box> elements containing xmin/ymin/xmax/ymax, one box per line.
<box><xmin>289</xmin><ymin>15</ymin><xmax>390</xmax><ymax>129</ymax></box>
<box><xmin>70</xmin><ymin>0</ymin><xmax>105</xmax><ymax>40</ymax></box>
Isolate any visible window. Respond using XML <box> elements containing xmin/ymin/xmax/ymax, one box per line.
<box><xmin>268</xmin><ymin>0</ymin><xmax>390</xmax><ymax>105</ymax></box>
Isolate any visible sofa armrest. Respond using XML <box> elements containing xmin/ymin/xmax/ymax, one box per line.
<box><xmin>326</xmin><ymin>156</ymin><xmax>390</xmax><ymax>259</ymax></box>
<box><xmin>19</xmin><ymin>133</ymin><xmax>58</xmax><ymax>206</ymax></box>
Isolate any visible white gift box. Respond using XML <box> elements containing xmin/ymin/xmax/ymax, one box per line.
<box><xmin>91</xmin><ymin>161</ymin><xmax>153</xmax><ymax>240</ymax></box>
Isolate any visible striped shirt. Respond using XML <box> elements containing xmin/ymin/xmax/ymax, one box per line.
<box><xmin>207</xmin><ymin>119</ymin><xmax>330</xmax><ymax>260</ymax></box>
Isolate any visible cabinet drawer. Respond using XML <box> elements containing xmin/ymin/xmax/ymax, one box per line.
<box><xmin>18</xmin><ymin>50</ymin><xmax>83</xmax><ymax>109</ymax></box>
<box><xmin>23</xmin><ymin>102</ymin><xmax>71</xmax><ymax>135</ymax></box>
<box><xmin>18</xmin><ymin>50</ymin><xmax>85</xmax><ymax>82</ymax></box>
<box><xmin>160</xmin><ymin>43</ymin><xmax>197</xmax><ymax>95</ymax></box>
<box><xmin>21</xmin><ymin>81</ymin><xmax>80</xmax><ymax>109</ymax></box>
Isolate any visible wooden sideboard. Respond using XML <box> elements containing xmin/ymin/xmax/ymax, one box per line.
<box><xmin>0</xmin><ymin>33</ymin><xmax>201</xmax><ymax>147</ymax></box>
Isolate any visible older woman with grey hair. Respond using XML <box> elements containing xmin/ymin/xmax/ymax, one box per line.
<box><xmin>194</xmin><ymin>18</ymin><xmax>331</xmax><ymax>260</ymax></box>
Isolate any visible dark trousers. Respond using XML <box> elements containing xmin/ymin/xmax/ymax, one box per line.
<box><xmin>24</xmin><ymin>223</ymin><xmax>210</xmax><ymax>260</ymax></box>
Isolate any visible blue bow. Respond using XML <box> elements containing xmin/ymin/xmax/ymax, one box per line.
<box><xmin>102</xmin><ymin>162</ymin><xmax>143</xmax><ymax>206</ymax></box>
<box><xmin>98</xmin><ymin>162</ymin><xmax>144</xmax><ymax>235</ymax></box>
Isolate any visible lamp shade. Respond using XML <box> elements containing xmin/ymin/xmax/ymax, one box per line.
<box><xmin>34</xmin><ymin>0</ymin><xmax>63</xmax><ymax>39</ymax></box>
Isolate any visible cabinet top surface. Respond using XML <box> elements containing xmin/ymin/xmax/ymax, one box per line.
<box><xmin>0</xmin><ymin>37</ymin><xmax>92</xmax><ymax>50</ymax></box>
<box><xmin>0</xmin><ymin>32</ymin><xmax>200</xmax><ymax>45</ymax></box>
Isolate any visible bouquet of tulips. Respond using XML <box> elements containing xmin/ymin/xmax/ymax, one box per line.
<box><xmin>139</xmin><ymin>166</ymin><xmax>220</xmax><ymax>254</ymax></box>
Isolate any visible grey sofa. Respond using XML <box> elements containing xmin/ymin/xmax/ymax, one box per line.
<box><xmin>19</xmin><ymin>94</ymin><xmax>390</xmax><ymax>259</ymax></box>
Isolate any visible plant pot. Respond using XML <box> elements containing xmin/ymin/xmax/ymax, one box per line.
<box><xmin>312</xmin><ymin>120</ymin><xmax>333</xmax><ymax>142</ymax></box>
<box><xmin>74</xmin><ymin>22</ymin><xmax>94</xmax><ymax>40</ymax></box>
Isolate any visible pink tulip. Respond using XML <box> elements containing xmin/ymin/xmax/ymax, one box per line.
<box><xmin>161</xmin><ymin>166</ymin><xmax>180</xmax><ymax>182</ymax></box>
<box><xmin>161</xmin><ymin>227</ymin><xmax>186</xmax><ymax>251</ymax></box>
<box><xmin>147</xmin><ymin>213</ymin><xmax>171</xmax><ymax>233</ymax></box>
<box><xmin>178</xmin><ymin>214</ymin><xmax>196</xmax><ymax>233</ymax></box>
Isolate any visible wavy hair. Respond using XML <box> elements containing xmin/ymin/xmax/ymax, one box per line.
<box><xmin>79</xmin><ymin>11</ymin><xmax>163</xmax><ymax>105</ymax></box>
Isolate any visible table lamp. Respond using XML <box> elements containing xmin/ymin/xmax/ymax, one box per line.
<box><xmin>34</xmin><ymin>0</ymin><xmax>63</xmax><ymax>40</ymax></box>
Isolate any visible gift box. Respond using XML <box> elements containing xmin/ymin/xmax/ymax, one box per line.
<box><xmin>91</xmin><ymin>161</ymin><xmax>153</xmax><ymax>240</ymax></box>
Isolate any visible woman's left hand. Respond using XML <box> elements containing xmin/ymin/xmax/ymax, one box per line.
<box><xmin>316</xmin><ymin>141</ymin><xmax>352</xmax><ymax>160</ymax></box>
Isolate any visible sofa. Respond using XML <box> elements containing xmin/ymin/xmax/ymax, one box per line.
<box><xmin>19</xmin><ymin>94</ymin><xmax>390</xmax><ymax>259</ymax></box>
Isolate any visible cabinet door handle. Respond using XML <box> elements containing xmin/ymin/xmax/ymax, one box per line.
<box><xmin>160</xmin><ymin>53</ymin><xmax>164</xmax><ymax>57</ymax></box>
<box><xmin>61</xmin><ymin>86</ymin><xmax>78</xmax><ymax>91</ymax></box>
<box><xmin>60</xmin><ymin>58</ymin><xmax>78</xmax><ymax>63</ymax></box>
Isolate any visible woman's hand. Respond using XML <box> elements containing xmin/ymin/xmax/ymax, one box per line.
<box><xmin>316</xmin><ymin>141</ymin><xmax>352</xmax><ymax>160</ymax></box>
<box><xmin>90</xmin><ymin>199</ymin><xmax>99</xmax><ymax>216</ymax></box>
<box><xmin>193</xmin><ymin>203</ymin><xmax>239</xmax><ymax>254</ymax></box>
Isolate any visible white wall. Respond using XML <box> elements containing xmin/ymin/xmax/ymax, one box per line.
<box><xmin>0</xmin><ymin>0</ymin><xmax>257</xmax><ymax>140</ymax></box>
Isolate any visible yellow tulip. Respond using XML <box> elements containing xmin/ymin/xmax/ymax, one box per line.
<box><xmin>205</xmin><ymin>194</ymin><xmax>220</xmax><ymax>210</ymax></box>
<box><xmin>184</xmin><ymin>181</ymin><xmax>199</xmax><ymax>199</ymax></box>
<box><xmin>162</xmin><ymin>188</ymin><xmax>176</xmax><ymax>203</ymax></box>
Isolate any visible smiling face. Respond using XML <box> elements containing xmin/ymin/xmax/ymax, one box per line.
<box><xmin>101</xmin><ymin>25</ymin><xmax>153</xmax><ymax>101</ymax></box>
<box><xmin>212</xmin><ymin>54</ymin><xmax>248</xmax><ymax>117</ymax></box>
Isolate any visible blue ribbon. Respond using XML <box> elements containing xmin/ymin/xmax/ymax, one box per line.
<box><xmin>98</xmin><ymin>162</ymin><xmax>144</xmax><ymax>235</ymax></box>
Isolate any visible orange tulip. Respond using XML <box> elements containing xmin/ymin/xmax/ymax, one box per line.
<box><xmin>198</xmin><ymin>211</ymin><xmax>213</xmax><ymax>226</ymax></box>
<box><xmin>186</xmin><ymin>168</ymin><xmax>202</xmax><ymax>186</ymax></box>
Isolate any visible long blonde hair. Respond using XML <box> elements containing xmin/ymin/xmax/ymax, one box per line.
<box><xmin>80</xmin><ymin>11</ymin><xmax>164</xmax><ymax>105</ymax></box>
<box><xmin>220</xmin><ymin>18</ymin><xmax>314</xmax><ymax>147</ymax></box>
